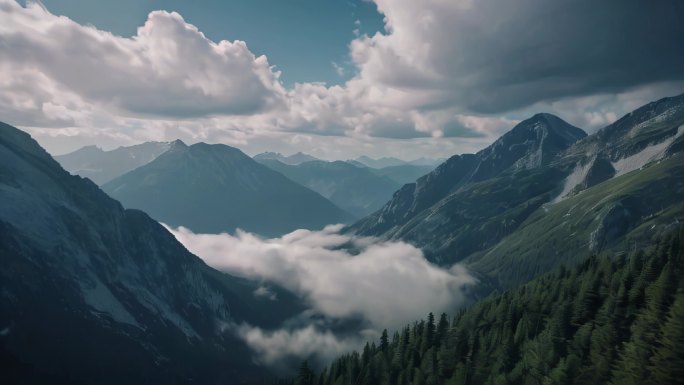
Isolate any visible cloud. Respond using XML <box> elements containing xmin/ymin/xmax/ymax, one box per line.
<box><xmin>253</xmin><ymin>286</ymin><xmax>277</xmax><ymax>301</ymax></box>
<box><xmin>167</xmin><ymin>224</ymin><xmax>475</xmax><ymax>366</ymax></box>
<box><xmin>331</xmin><ymin>61</ymin><xmax>345</xmax><ymax>77</ymax></box>
<box><xmin>0</xmin><ymin>1</ymin><xmax>285</xmax><ymax>118</ymax></box>
<box><xmin>169</xmin><ymin>224</ymin><xmax>475</xmax><ymax>328</ymax></box>
<box><xmin>229</xmin><ymin>324</ymin><xmax>366</xmax><ymax>369</ymax></box>
<box><xmin>350</xmin><ymin>0</ymin><xmax>684</xmax><ymax>114</ymax></box>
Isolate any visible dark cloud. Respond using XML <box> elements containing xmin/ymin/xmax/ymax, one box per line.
<box><xmin>358</xmin><ymin>0</ymin><xmax>684</xmax><ymax>114</ymax></box>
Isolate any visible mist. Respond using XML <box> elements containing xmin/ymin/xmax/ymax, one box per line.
<box><xmin>168</xmin><ymin>224</ymin><xmax>475</xmax><ymax>367</ymax></box>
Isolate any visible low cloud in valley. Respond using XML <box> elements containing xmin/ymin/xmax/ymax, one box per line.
<box><xmin>168</xmin><ymin>224</ymin><xmax>475</xmax><ymax>366</ymax></box>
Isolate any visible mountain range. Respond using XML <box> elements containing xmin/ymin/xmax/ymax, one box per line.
<box><xmin>102</xmin><ymin>140</ymin><xmax>354</xmax><ymax>237</ymax></box>
<box><xmin>55</xmin><ymin>142</ymin><xmax>172</xmax><ymax>185</ymax></box>
<box><xmin>253</xmin><ymin>151</ymin><xmax>320</xmax><ymax>165</ymax></box>
<box><xmin>351</xmin><ymin>95</ymin><xmax>684</xmax><ymax>289</ymax></box>
<box><xmin>352</xmin><ymin>155</ymin><xmax>445</xmax><ymax>169</ymax></box>
<box><xmin>255</xmin><ymin>159</ymin><xmax>403</xmax><ymax>217</ymax></box>
<box><xmin>0</xmin><ymin>122</ymin><xmax>304</xmax><ymax>384</ymax></box>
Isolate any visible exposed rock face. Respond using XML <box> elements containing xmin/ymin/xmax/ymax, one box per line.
<box><xmin>573</xmin><ymin>156</ymin><xmax>616</xmax><ymax>193</ymax></box>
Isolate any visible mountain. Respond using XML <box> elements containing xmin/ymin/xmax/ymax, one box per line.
<box><xmin>407</xmin><ymin>157</ymin><xmax>446</xmax><ymax>166</ymax></box>
<box><xmin>103</xmin><ymin>141</ymin><xmax>353</xmax><ymax>236</ymax></box>
<box><xmin>469</xmin><ymin>95</ymin><xmax>684</xmax><ymax>287</ymax></box>
<box><xmin>352</xmin><ymin>113</ymin><xmax>587</xmax><ymax>238</ymax></box>
<box><xmin>256</xmin><ymin>159</ymin><xmax>402</xmax><ymax>217</ymax></box>
<box><xmin>351</xmin><ymin>96</ymin><xmax>684</xmax><ymax>288</ymax></box>
<box><xmin>0</xmin><ymin>122</ymin><xmax>304</xmax><ymax>384</ymax></box>
<box><xmin>369</xmin><ymin>164</ymin><xmax>436</xmax><ymax>185</ymax></box>
<box><xmin>346</xmin><ymin>159</ymin><xmax>368</xmax><ymax>168</ymax></box>
<box><xmin>54</xmin><ymin>142</ymin><xmax>172</xmax><ymax>185</ymax></box>
<box><xmin>354</xmin><ymin>155</ymin><xmax>407</xmax><ymax>169</ymax></box>
<box><xmin>303</xmin><ymin>229</ymin><xmax>684</xmax><ymax>385</ymax></box>
<box><xmin>253</xmin><ymin>151</ymin><xmax>320</xmax><ymax>165</ymax></box>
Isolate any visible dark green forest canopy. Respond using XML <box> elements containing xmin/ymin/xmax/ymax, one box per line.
<box><xmin>283</xmin><ymin>226</ymin><xmax>684</xmax><ymax>385</ymax></box>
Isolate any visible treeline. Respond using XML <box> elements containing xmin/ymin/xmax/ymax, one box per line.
<box><xmin>283</xmin><ymin>227</ymin><xmax>684</xmax><ymax>385</ymax></box>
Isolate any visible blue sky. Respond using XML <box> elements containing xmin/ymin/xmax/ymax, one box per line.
<box><xmin>4</xmin><ymin>0</ymin><xmax>684</xmax><ymax>158</ymax></box>
<box><xmin>34</xmin><ymin>0</ymin><xmax>385</xmax><ymax>86</ymax></box>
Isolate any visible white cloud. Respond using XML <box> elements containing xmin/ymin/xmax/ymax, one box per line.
<box><xmin>229</xmin><ymin>324</ymin><xmax>366</xmax><ymax>369</ymax></box>
<box><xmin>167</xmin><ymin>224</ymin><xmax>475</xmax><ymax>366</ymax></box>
<box><xmin>0</xmin><ymin>1</ymin><xmax>285</xmax><ymax>118</ymax></box>
<box><xmin>331</xmin><ymin>61</ymin><xmax>345</xmax><ymax>77</ymax></box>
<box><xmin>253</xmin><ymin>286</ymin><xmax>277</xmax><ymax>301</ymax></box>
<box><xmin>169</xmin><ymin>224</ymin><xmax>475</xmax><ymax>328</ymax></box>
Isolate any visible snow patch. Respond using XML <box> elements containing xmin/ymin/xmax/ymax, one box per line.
<box><xmin>612</xmin><ymin>125</ymin><xmax>683</xmax><ymax>177</ymax></box>
<box><xmin>553</xmin><ymin>161</ymin><xmax>592</xmax><ymax>203</ymax></box>
<box><xmin>632</xmin><ymin>106</ymin><xmax>681</xmax><ymax>133</ymax></box>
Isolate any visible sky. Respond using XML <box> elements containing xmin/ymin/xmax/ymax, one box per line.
<box><xmin>2</xmin><ymin>0</ymin><xmax>684</xmax><ymax>159</ymax></box>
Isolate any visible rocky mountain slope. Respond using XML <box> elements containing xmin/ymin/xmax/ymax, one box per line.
<box><xmin>368</xmin><ymin>164</ymin><xmax>436</xmax><ymax>185</ymax></box>
<box><xmin>0</xmin><ymin>122</ymin><xmax>302</xmax><ymax>384</ymax></box>
<box><xmin>351</xmin><ymin>94</ymin><xmax>684</xmax><ymax>288</ymax></box>
<box><xmin>253</xmin><ymin>151</ymin><xmax>320</xmax><ymax>165</ymax></box>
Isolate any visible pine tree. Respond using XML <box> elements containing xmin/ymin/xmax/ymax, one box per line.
<box><xmin>649</xmin><ymin>292</ymin><xmax>684</xmax><ymax>385</ymax></box>
<box><xmin>295</xmin><ymin>361</ymin><xmax>315</xmax><ymax>385</ymax></box>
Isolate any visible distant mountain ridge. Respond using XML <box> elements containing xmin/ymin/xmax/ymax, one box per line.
<box><xmin>253</xmin><ymin>151</ymin><xmax>320</xmax><ymax>165</ymax></box>
<box><xmin>256</xmin><ymin>159</ymin><xmax>403</xmax><ymax>217</ymax></box>
<box><xmin>103</xmin><ymin>141</ymin><xmax>354</xmax><ymax>236</ymax></box>
<box><xmin>55</xmin><ymin>141</ymin><xmax>172</xmax><ymax>184</ymax></box>
<box><xmin>352</xmin><ymin>155</ymin><xmax>446</xmax><ymax>169</ymax></box>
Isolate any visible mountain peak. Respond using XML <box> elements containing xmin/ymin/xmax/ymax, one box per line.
<box><xmin>80</xmin><ymin>144</ymin><xmax>104</xmax><ymax>152</ymax></box>
<box><xmin>0</xmin><ymin>121</ymin><xmax>60</xmax><ymax>167</ymax></box>
<box><xmin>471</xmin><ymin>114</ymin><xmax>586</xmax><ymax>180</ymax></box>
<box><xmin>518</xmin><ymin>113</ymin><xmax>585</xmax><ymax>137</ymax></box>
<box><xmin>170</xmin><ymin>139</ymin><xmax>187</xmax><ymax>148</ymax></box>
<box><xmin>253</xmin><ymin>151</ymin><xmax>319</xmax><ymax>165</ymax></box>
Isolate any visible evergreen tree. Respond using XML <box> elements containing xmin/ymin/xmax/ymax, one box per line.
<box><xmin>649</xmin><ymin>292</ymin><xmax>684</xmax><ymax>385</ymax></box>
